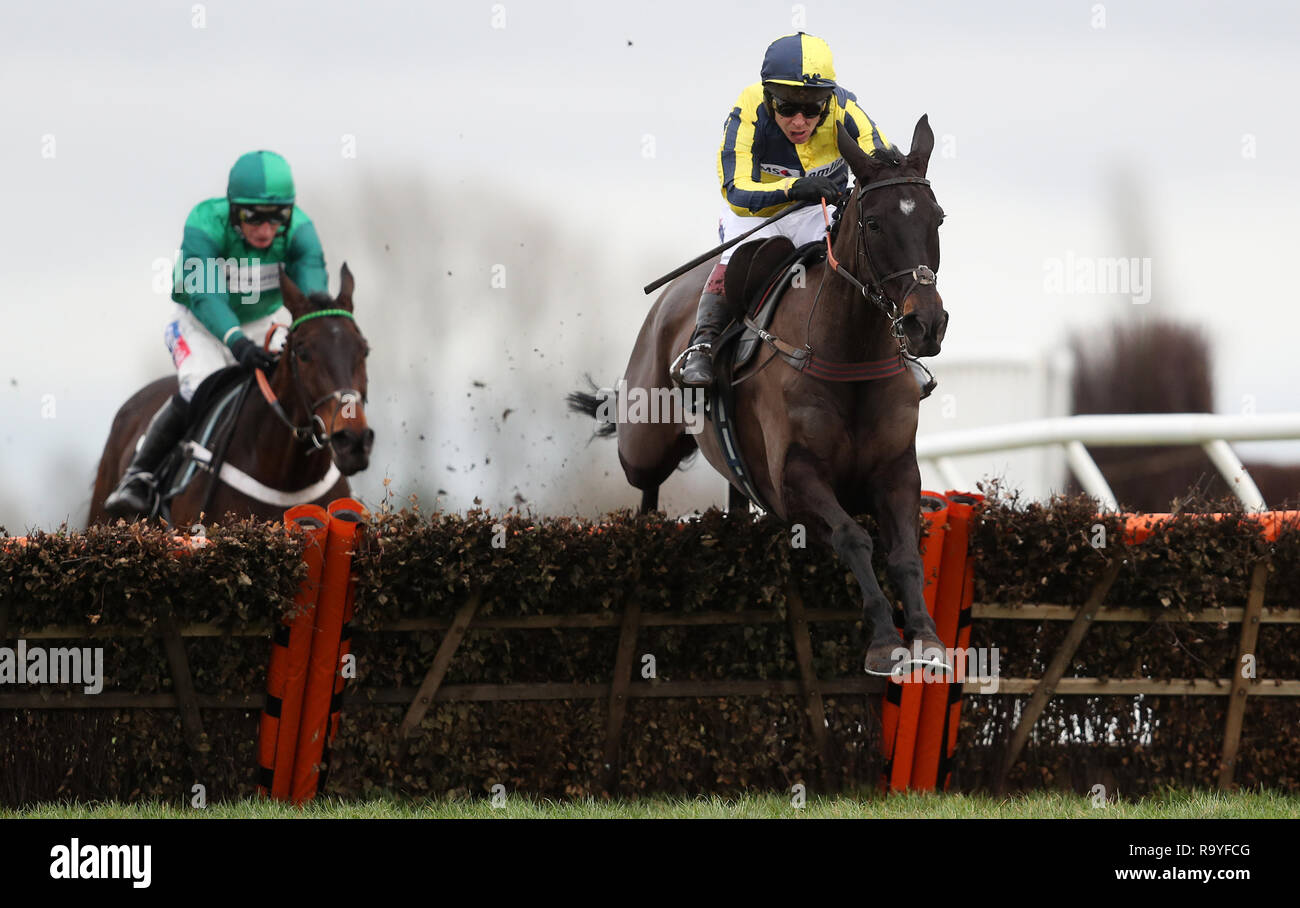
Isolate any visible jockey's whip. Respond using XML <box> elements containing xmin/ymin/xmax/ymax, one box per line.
<box><xmin>642</xmin><ymin>201</ymin><xmax>811</xmax><ymax>295</ymax></box>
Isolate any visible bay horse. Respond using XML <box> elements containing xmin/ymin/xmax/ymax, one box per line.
<box><xmin>572</xmin><ymin>116</ymin><xmax>948</xmax><ymax>675</ymax></box>
<box><xmin>88</xmin><ymin>264</ymin><xmax>373</xmax><ymax>527</ymax></box>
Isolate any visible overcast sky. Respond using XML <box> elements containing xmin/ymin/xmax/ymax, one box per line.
<box><xmin>2</xmin><ymin>1</ymin><xmax>1298</xmax><ymax>529</ymax></box>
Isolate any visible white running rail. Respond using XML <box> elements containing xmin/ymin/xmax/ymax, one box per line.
<box><xmin>916</xmin><ymin>413</ymin><xmax>1300</xmax><ymax>512</ymax></box>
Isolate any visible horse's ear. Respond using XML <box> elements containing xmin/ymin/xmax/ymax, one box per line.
<box><xmin>907</xmin><ymin>114</ymin><xmax>935</xmax><ymax>176</ymax></box>
<box><xmin>338</xmin><ymin>262</ymin><xmax>354</xmax><ymax>311</ymax></box>
<box><xmin>279</xmin><ymin>265</ymin><xmax>309</xmax><ymax>318</ymax></box>
<box><xmin>836</xmin><ymin>122</ymin><xmax>878</xmax><ymax>183</ymax></box>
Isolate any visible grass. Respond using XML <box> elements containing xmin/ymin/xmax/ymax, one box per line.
<box><xmin>4</xmin><ymin>788</ymin><xmax>1298</xmax><ymax>819</ymax></box>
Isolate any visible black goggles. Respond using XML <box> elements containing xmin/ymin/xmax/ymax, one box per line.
<box><xmin>770</xmin><ymin>95</ymin><xmax>830</xmax><ymax>119</ymax></box>
<box><xmin>234</xmin><ymin>205</ymin><xmax>293</xmax><ymax>226</ymax></box>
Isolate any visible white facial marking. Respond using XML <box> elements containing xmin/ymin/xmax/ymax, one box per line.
<box><xmin>899</xmin><ymin>198</ymin><xmax>916</xmax><ymax>216</ymax></box>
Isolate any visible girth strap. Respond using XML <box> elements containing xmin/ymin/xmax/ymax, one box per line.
<box><xmin>741</xmin><ymin>315</ymin><xmax>907</xmax><ymax>383</ymax></box>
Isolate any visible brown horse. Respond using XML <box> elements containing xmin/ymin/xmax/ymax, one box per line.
<box><xmin>88</xmin><ymin>265</ymin><xmax>373</xmax><ymax>527</ymax></box>
<box><xmin>573</xmin><ymin>116</ymin><xmax>948</xmax><ymax>675</ymax></box>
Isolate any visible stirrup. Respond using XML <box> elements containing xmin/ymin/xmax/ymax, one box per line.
<box><xmin>670</xmin><ymin>342</ymin><xmax>712</xmax><ymax>385</ymax></box>
<box><xmin>105</xmin><ymin>471</ymin><xmax>159</xmax><ymax>516</ymax></box>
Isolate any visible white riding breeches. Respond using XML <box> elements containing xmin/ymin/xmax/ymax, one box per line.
<box><xmin>718</xmin><ymin>202</ymin><xmax>836</xmax><ymax>265</ymax></box>
<box><xmin>163</xmin><ymin>304</ymin><xmax>289</xmax><ymax>402</ymax></box>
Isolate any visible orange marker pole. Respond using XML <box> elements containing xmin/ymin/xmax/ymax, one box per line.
<box><xmin>941</xmin><ymin>492</ymin><xmax>983</xmax><ymax>790</ymax></box>
<box><xmin>321</xmin><ymin>502</ymin><xmax>365</xmax><ymax>788</ymax></box>
<box><xmin>910</xmin><ymin>492</ymin><xmax>978</xmax><ymax>790</ymax></box>
<box><xmin>885</xmin><ymin>493</ymin><xmax>948</xmax><ymax>791</ymax></box>
<box><xmin>289</xmin><ymin>498</ymin><xmax>368</xmax><ymax>804</ymax></box>
<box><xmin>257</xmin><ymin>504</ymin><xmax>330</xmax><ymax>800</ymax></box>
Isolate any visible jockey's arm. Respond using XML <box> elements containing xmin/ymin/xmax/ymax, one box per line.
<box><xmin>175</xmin><ymin>217</ymin><xmax>244</xmax><ymax>347</ymax></box>
<box><xmin>717</xmin><ymin>85</ymin><xmax>797</xmax><ymax>217</ymax></box>
<box><xmin>839</xmin><ymin>93</ymin><xmax>896</xmax><ymax>161</ymax></box>
<box><xmin>284</xmin><ymin>211</ymin><xmax>329</xmax><ymax>297</ymax></box>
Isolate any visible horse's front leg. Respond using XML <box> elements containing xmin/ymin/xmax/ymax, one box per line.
<box><xmin>783</xmin><ymin>452</ymin><xmax>906</xmax><ymax>676</ymax></box>
<box><xmin>869</xmin><ymin>451</ymin><xmax>946</xmax><ymax>666</ymax></box>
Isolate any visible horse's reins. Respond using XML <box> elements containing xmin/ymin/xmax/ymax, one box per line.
<box><xmin>737</xmin><ymin>175</ymin><xmax>939</xmax><ymax>384</ymax></box>
<box><xmin>253</xmin><ymin>308</ymin><xmax>365</xmax><ymax>451</ymax></box>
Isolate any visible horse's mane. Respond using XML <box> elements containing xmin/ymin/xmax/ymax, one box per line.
<box><xmin>305</xmin><ymin>291</ymin><xmax>335</xmax><ymax>308</ymax></box>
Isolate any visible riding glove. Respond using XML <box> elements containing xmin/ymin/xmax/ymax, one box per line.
<box><xmin>230</xmin><ymin>336</ymin><xmax>277</xmax><ymax>372</ymax></box>
<box><xmin>787</xmin><ymin>176</ymin><xmax>844</xmax><ymax>205</ymax></box>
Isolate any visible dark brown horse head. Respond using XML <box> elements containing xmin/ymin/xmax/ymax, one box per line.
<box><xmin>278</xmin><ymin>263</ymin><xmax>373</xmax><ymax>475</ymax></box>
<box><xmin>837</xmin><ymin>115</ymin><xmax>948</xmax><ymax>357</ymax></box>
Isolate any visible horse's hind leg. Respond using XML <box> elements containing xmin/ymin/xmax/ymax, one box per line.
<box><xmin>618</xmin><ymin>423</ymin><xmax>696</xmax><ymax>515</ymax></box>
<box><xmin>783</xmin><ymin>454</ymin><xmax>906</xmax><ymax>676</ymax></box>
<box><xmin>640</xmin><ymin>487</ymin><xmax>659</xmax><ymax>514</ymax></box>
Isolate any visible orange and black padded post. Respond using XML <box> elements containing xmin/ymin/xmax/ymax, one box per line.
<box><xmin>258</xmin><ymin>504</ymin><xmax>330</xmax><ymax>800</ymax></box>
<box><xmin>937</xmin><ymin>491</ymin><xmax>983</xmax><ymax>791</ymax></box>
<box><xmin>322</xmin><ymin>499</ymin><xmax>366</xmax><ymax>785</ymax></box>
<box><xmin>910</xmin><ymin>491</ymin><xmax>981</xmax><ymax>790</ymax></box>
<box><xmin>883</xmin><ymin>492</ymin><xmax>949</xmax><ymax>791</ymax></box>
<box><xmin>289</xmin><ymin>498</ymin><xmax>368</xmax><ymax>804</ymax></box>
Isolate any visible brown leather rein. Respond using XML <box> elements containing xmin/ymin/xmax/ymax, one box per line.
<box><xmin>742</xmin><ymin>176</ymin><xmax>936</xmax><ymax>383</ymax></box>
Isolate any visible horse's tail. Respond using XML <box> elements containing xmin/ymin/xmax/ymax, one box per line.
<box><xmin>566</xmin><ymin>375</ymin><xmax>617</xmax><ymax>438</ymax></box>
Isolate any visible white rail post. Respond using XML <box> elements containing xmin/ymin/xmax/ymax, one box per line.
<box><xmin>1201</xmin><ymin>439</ymin><xmax>1267</xmax><ymax>512</ymax></box>
<box><xmin>1063</xmin><ymin>441</ymin><xmax>1119</xmax><ymax>512</ymax></box>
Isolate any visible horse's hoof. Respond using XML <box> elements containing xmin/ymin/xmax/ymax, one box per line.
<box><xmin>904</xmin><ymin>636</ymin><xmax>952</xmax><ymax>673</ymax></box>
<box><xmin>864</xmin><ymin>642</ymin><xmax>906</xmax><ymax>677</ymax></box>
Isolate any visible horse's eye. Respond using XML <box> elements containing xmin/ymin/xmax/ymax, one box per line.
<box><xmin>865</xmin><ymin>217</ymin><xmax>882</xmax><ymax>232</ymax></box>
<box><xmin>296</xmin><ymin>348</ymin><xmax>312</xmax><ymax>363</ymax></box>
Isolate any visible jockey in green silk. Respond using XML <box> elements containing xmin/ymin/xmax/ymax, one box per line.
<box><xmin>104</xmin><ymin>150</ymin><xmax>329</xmax><ymax>518</ymax></box>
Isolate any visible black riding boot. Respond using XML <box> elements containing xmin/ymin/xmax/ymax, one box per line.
<box><xmin>679</xmin><ymin>291</ymin><xmax>730</xmax><ymax>387</ymax></box>
<box><xmin>104</xmin><ymin>394</ymin><xmax>190</xmax><ymax>518</ymax></box>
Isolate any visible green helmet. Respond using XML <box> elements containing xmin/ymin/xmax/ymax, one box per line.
<box><xmin>227</xmin><ymin>150</ymin><xmax>296</xmax><ymax>206</ymax></box>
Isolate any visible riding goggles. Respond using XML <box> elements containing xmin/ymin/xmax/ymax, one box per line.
<box><xmin>234</xmin><ymin>204</ymin><xmax>293</xmax><ymax>226</ymax></box>
<box><xmin>770</xmin><ymin>94</ymin><xmax>830</xmax><ymax>119</ymax></box>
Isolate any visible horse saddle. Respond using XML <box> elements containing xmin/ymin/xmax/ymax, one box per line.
<box><xmin>722</xmin><ymin>237</ymin><xmax>828</xmax><ymax>372</ymax></box>
<box><xmin>152</xmin><ymin>365</ymin><xmax>250</xmax><ymax>520</ymax></box>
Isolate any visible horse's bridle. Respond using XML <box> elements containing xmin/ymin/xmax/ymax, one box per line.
<box><xmin>824</xmin><ymin>176</ymin><xmax>938</xmax><ymax>340</ymax></box>
<box><xmin>254</xmin><ymin>308</ymin><xmax>367</xmax><ymax>451</ymax></box>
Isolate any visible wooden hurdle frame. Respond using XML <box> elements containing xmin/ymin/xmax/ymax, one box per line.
<box><xmin>4</xmin><ymin>591</ymin><xmax>1298</xmax><ymax>793</ymax></box>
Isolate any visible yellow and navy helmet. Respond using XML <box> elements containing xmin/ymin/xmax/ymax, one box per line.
<box><xmin>760</xmin><ymin>32</ymin><xmax>837</xmax><ymax>90</ymax></box>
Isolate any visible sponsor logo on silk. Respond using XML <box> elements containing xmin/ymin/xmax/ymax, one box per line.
<box><xmin>164</xmin><ymin>320</ymin><xmax>191</xmax><ymax>367</ymax></box>
<box><xmin>759</xmin><ymin>158</ymin><xmax>846</xmax><ymax>180</ymax></box>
